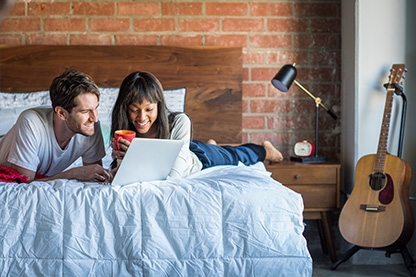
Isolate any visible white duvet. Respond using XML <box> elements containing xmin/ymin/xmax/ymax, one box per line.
<box><xmin>0</xmin><ymin>165</ymin><xmax>312</xmax><ymax>276</ymax></box>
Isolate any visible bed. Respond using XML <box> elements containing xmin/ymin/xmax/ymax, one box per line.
<box><xmin>0</xmin><ymin>45</ymin><xmax>312</xmax><ymax>276</ymax></box>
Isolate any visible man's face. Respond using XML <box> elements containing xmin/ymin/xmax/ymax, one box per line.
<box><xmin>65</xmin><ymin>93</ymin><xmax>99</xmax><ymax>137</ymax></box>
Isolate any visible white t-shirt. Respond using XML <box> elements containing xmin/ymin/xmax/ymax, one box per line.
<box><xmin>0</xmin><ymin>108</ymin><xmax>106</xmax><ymax>177</ymax></box>
<box><xmin>168</xmin><ymin>113</ymin><xmax>202</xmax><ymax>178</ymax></box>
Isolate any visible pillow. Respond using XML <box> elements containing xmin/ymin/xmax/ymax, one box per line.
<box><xmin>0</xmin><ymin>90</ymin><xmax>51</xmax><ymax>136</ymax></box>
<box><xmin>164</xmin><ymin>87</ymin><xmax>187</xmax><ymax>113</ymax></box>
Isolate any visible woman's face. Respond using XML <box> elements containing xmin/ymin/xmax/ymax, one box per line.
<box><xmin>128</xmin><ymin>100</ymin><xmax>158</xmax><ymax>137</ymax></box>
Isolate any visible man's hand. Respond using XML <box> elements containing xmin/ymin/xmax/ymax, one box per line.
<box><xmin>67</xmin><ymin>164</ymin><xmax>113</xmax><ymax>182</ymax></box>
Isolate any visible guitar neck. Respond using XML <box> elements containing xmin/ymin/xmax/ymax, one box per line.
<box><xmin>373</xmin><ymin>64</ymin><xmax>405</xmax><ymax>174</ymax></box>
<box><xmin>374</xmin><ymin>89</ymin><xmax>394</xmax><ymax>173</ymax></box>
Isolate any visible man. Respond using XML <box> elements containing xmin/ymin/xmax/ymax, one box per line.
<box><xmin>0</xmin><ymin>69</ymin><xmax>111</xmax><ymax>182</ymax></box>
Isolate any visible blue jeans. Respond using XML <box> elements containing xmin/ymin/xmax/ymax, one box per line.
<box><xmin>190</xmin><ymin>140</ymin><xmax>266</xmax><ymax>169</ymax></box>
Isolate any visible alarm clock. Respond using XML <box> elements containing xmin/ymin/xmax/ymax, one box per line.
<box><xmin>294</xmin><ymin>140</ymin><xmax>315</xmax><ymax>157</ymax></box>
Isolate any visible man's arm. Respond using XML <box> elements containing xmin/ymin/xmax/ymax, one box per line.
<box><xmin>11</xmin><ymin>161</ymin><xmax>112</xmax><ymax>183</ymax></box>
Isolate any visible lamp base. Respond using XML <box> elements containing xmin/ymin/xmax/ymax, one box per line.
<box><xmin>290</xmin><ymin>156</ymin><xmax>327</xmax><ymax>163</ymax></box>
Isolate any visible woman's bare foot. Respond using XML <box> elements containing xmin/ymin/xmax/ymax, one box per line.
<box><xmin>262</xmin><ymin>141</ymin><xmax>283</xmax><ymax>163</ymax></box>
<box><xmin>207</xmin><ymin>139</ymin><xmax>217</xmax><ymax>145</ymax></box>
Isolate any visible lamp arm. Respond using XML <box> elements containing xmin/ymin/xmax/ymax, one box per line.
<box><xmin>293</xmin><ymin>80</ymin><xmax>337</xmax><ymax>120</ymax></box>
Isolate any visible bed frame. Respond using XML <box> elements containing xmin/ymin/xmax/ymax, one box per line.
<box><xmin>0</xmin><ymin>45</ymin><xmax>242</xmax><ymax>143</ymax></box>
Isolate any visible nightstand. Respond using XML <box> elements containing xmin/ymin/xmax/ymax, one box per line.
<box><xmin>266</xmin><ymin>161</ymin><xmax>340</xmax><ymax>262</ymax></box>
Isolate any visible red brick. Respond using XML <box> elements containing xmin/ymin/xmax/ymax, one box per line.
<box><xmin>268</xmin><ymin>18</ymin><xmax>308</xmax><ymax>32</ymax></box>
<box><xmin>0</xmin><ymin>18</ymin><xmax>41</xmax><ymax>32</ymax></box>
<box><xmin>243</xmin><ymin>115</ymin><xmax>265</xmax><ymax>129</ymax></box>
<box><xmin>242</xmin><ymin>68</ymin><xmax>249</xmax><ymax>82</ymax></box>
<box><xmin>309</xmin><ymin>83</ymin><xmax>341</xmax><ymax>99</ymax></box>
<box><xmin>70</xmin><ymin>34</ymin><xmax>112</xmax><ymax>45</ymax></box>
<box><xmin>242</xmin><ymin>132</ymin><xmax>248</xmax><ymax>144</ymax></box>
<box><xmin>178</xmin><ymin>19</ymin><xmax>219</xmax><ymax>32</ymax></box>
<box><xmin>301</xmin><ymin>67</ymin><xmax>339</xmax><ymax>82</ymax></box>
<box><xmin>251</xmin><ymin>67</ymin><xmax>280</xmax><ymax>82</ymax></box>
<box><xmin>311</xmin><ymin>19</ymin><xmax>341</xmax><ymax>33</ymax></box>
<box><xmin>89</xmin><ymin>18</ymin><xmax>130</xmax><ymax>32</ymax></box>
<box><xmin>28</xmin><ymin>2</ymin><xmax>70</xmax><ymax>16</ymax></box>
<box><xmin>250</xmin><ymin>99</ymin><xmax>292</xmax><ymax>114</ymax></box>
<box><xmin>267</xmin><ymin>115</ymin><xmax>311</xmax><ymax>130</ymax></box>
<box><xmin>249</xmin><ymin>132</ymin><xmax>292</xmax><ymax>146</ymax></box>
<box><xmin>294</xmin><ymin>99</ymin><xmax>316</xmax><ymax>114</ymax></box>
<box><xmin>293</xmin><ymin>132</ymin><xmax>315</xmax><ymax>146</ymax></box>
<box><xmin>44</xmin><ymin>18</ymin><xmax>85</xmax><ymax>32</ymax></box>
<box><xmin>223</xmin><ymin>19</ymin><xmax>264</xmax><ymax>32</ymax></box>
<box><xmin>294</xmin><ymin>34</ymin><xmax>337</xmax><ymax>49</ymax></box>
<box><xmin>206</xmin><ymin>3</ymin><xmax>247</xmax><ymax>16</ymax></box>
<box><xmin>4</xmin><ymin>2</ymin><xmax>25</xmax><ymax>16</ymax></box>
<box><xmin>26</xmin><ymin>33</ymin><xmax>67</xmax><ymax>45</ymax></box>
<box><xmin>73</xmin><ymin>3</ymin><xmax>115</xmax><ymax>16</ymax></box>
<box><xmin>319</xmin><ymin>110</ymin><xmax>340</xmax><ymax>129</ymax></box>
<box><xmin>162</xmin><ymin>2</ymin><xmax>203</xmax><ymax>16</ymax></box>
<box><xmin>243</xmin><ymin>50</ymin><xmax>264</xmax><ymax>65</ymax></box>
<box><xmin>118</xmin><ymin>2</ymin><xmax>159</xmax><ymax>16</ymax></box>
<box><xmin>250</xmin><ymin>34</ymin><xmax>291</xmax><ymax>48</ymax></box>
<box><xmin>266</xmin><ymin>50</ymin><xmax>308</xmax><ymax>65</ymax></box>
<box><xmin>134</xmin><ymin>18</ymin><xmax>175</xmax><ymax>32</ymax></box>
<box><xmin>0</xmin><ymin>34</ymin><xmax>22</xmax><ymax>44</ymax></box>
<box><xmin>115</xmin><ymin>34</ymin><xmax>158</xmax><ymax>45</ymax></box>
<box><xmin>251</xmin><ymin>3</ymin><xmax>292</xmax><ymax>16</ymax></box>
<box><xmin>160</xmin><ymin>35</ymin><xmax>202</xmax><ymax>46</ymax></box>
<box><xmin>205</xmin><ymin>35</ymin><xmax>246</xmax><ymax>47</ymax></box>
<box><xmin>295</xmin><ymin>3</ymin><xmax>339</xmax><ymax>17</ymax></box>
<box><xmin>310</xmin><ymin>50</ymin><xmax>340</xmax><ymax>66</ymax></box>
<box><xmin>243</xmin><ymin>83</ymin><xmax>266</xmax><ymax>97</ymax></box>
<box><xmin>242</xmin><ymin>99</ymin><xmax>249</xmax><ymax>113</ymax></box>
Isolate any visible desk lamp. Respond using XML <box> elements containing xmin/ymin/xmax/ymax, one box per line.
<box><xmin>271</xmin><ymin>64</ymin><xmax>337</xmax><ymax>162</ymax></box>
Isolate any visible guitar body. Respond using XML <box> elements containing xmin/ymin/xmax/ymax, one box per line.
<box><xmin>339</xmin><ymin>154</ymin><xmax>413</xmax><ymax>249</ymax></box>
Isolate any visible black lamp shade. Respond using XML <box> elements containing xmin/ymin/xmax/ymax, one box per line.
<box><xmin>271</xmin><ymin>64</ymin><xmax>297</xmax><ymax>92</ymax></box>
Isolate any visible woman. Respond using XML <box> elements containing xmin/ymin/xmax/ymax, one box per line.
<box><xmin>111</xmin><ymin>71</ymin><xmax>283</xmax><ymax>178</ymax></box>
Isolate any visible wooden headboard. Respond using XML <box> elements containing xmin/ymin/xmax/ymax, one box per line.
<box><xmin>0</xmin><ymin>45</ymin><xmax>242</xmax><ymax>143</ymax></box>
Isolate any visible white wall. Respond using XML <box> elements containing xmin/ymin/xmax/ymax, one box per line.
<box><xmin>341</xmin><ymin>0</ymin><xmax>416</xmax><ymax>264</ymax></box>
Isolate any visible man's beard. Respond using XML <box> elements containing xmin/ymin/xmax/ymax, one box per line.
<box><xmin>66</xmin><ymin>115</ymin><xmax>94</xmax><ymax>137</ymax></box>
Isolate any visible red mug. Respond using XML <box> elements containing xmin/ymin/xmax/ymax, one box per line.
<box><xmin>114</xmin><ymin>130</ymin><xmax>136</xmax><ymax>150</ymax></box>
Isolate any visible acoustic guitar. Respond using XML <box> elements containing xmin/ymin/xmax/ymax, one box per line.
<box><xmin>338</xmin><ymin>64</ymin><xmax>413</xmax><ymax>249</ymax></box>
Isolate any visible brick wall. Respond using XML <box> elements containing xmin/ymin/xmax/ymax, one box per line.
<box><xmin>0</xmin><ymin>0</ymin><xmax>341</xmax><ymax>161</ymax></box>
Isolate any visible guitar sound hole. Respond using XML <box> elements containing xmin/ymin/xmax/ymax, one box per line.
<box><xmin>369</xmin><ymin>172</ymin><xmax>386</xmax><ymax>190</ymax></box>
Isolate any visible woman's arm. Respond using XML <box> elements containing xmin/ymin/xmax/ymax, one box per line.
<box><xmin>168</xmin><ymin>113</ymin><xmax>202</xmax><ymax>177</ymax></box>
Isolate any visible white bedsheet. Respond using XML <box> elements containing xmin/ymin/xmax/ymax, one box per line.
<box><xmin>0</xmin><ymin>165</ymin><xmax>312</xmax><ymax>276</ymax></box>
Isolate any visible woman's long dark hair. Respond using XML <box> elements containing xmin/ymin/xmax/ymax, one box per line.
<box><xmin>111</xmin><ymin>71</ymin><xmax>170</xmax><ymax>139</ymax></box>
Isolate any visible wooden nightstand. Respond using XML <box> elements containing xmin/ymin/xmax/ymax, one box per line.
<box><xmin>266</xmin><ymin>161</ymin><xmax>340</xmax><ymax>262</ymax></box>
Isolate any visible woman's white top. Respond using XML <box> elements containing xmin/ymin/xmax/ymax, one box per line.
<box><xmin>168</xmin><ymin>113</ymin><xmax>202</xmax><ymax>178</ymax></box>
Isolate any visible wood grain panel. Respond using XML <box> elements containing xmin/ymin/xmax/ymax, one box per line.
<box><xmin>0</xmin><ymin>45</ymin><xmax>242</xmax><ymax>143</ymax></box>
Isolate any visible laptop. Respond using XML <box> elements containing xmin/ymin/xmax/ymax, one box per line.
<box><xmin>110</xmin><ymin>138</ymin><xmax>183</xmax><ymax>185</ymax></box>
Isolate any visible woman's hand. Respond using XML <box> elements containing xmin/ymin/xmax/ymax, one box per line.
<box><xmin>111</xmin><ymin>137</ymin><xmax>132</xmax><ymax>160</ymax></box>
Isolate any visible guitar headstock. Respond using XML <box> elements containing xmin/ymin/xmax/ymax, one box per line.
<box><xmin>388</xmin><ymin>64</ymin><xmax>406</xmax><ymax>87</ymax></box>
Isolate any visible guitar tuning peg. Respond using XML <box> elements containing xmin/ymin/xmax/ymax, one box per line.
<box><xmin>405</xmin><ymin>68</ymin><xmax>408</xmax><ymax>72</ymax></box>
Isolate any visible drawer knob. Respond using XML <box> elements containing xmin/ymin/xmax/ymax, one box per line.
<box><xmin>294</xmin><ymin>174</ymin><xmax>301</xmax><ymax>179</ymax></box>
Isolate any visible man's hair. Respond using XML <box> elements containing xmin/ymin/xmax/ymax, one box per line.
<box><xmin>49</xmin><ymin>69</ymin><xmax>100</xmax><ymax>113</ymax></box>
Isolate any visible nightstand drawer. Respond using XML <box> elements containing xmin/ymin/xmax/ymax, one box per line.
<box><xmin>271</xmin><ymin>167</ymin><xmax>337</xmax><ymax>185</ymax></box>
<box><xmin>286</xmin><ymin>184</ymin><xmax>337</xmax><ymax>210</ymax></box>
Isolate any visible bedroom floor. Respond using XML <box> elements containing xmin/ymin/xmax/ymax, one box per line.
<box><xmin>304</xmin><ymin>220</ymin><xmax>412</xmax><ymax>277</ymax></box>
<box><xmin>310</xmin><ymin>245</ymin><xmax>411</xmax><ymax>276</ymax></box>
